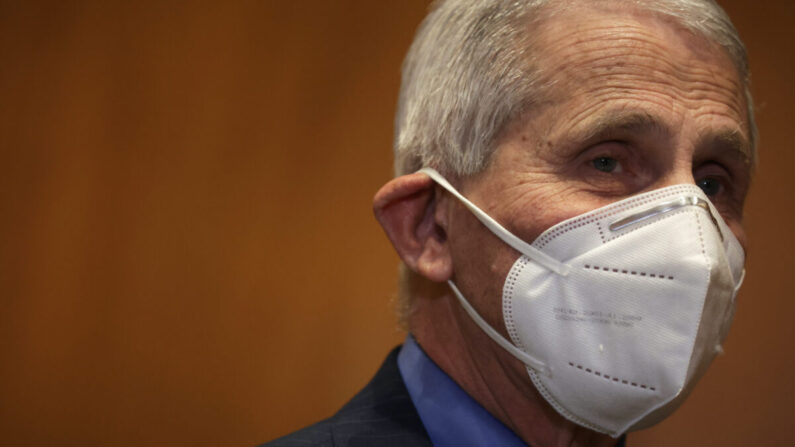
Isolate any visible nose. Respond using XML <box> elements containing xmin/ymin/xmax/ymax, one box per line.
<box><xmin>653</xmin><ymin>161</ymin><xmax>697</xmax><ymax>190</ymax></box>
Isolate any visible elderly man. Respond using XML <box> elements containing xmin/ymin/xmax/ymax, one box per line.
<box><xmin>267</xmin><ymin>0</ymin><xmax>754</xmax><ymax>445</ymax></box>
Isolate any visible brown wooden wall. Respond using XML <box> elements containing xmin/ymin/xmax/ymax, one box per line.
<box><xmin>0</xmin><ymin>1</ymin><xmax>792</xmax><ymax>445</ymax></box>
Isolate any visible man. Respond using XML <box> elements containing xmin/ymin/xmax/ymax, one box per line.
<box><xmin>266</xmin><ymin>0</ymin><xmax>754</xmax><ymax>445</ymax></box>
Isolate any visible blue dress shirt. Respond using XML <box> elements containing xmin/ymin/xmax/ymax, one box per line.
<box><xmin>397</xmin><ymin>336</ymin><xmax>627</xmax><ymax>447</ymax></box>
<box><xmin>397</xmin><ymin>335</ymin><xmax>528</xmax><ymax>447</ymax></box>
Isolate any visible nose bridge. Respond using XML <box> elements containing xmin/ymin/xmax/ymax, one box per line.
<box><xmin>659</xmin><ymin>166</ymin><xmax>694</xmax><ymax>187</ymax></box>
<box><xmin>647</xmin><ymin>109</ymin><xmax>703</xmax><ymax>189</ymax></box>
<box><xmin>655</xmin><ymin>137</ymin><xmax>697</xmax><ymax>188</ymax></box>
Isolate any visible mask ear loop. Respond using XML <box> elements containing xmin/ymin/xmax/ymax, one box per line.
<box><xmin>418</xmin><ymin>167</ymin><xmax>566</xmax><ymax>377</ymax></box>
<box><xmin>732</xmin><ymin>269</ymin><xmax>746</xmax><ymax>299</ymax></box>
<box><xmin>448</xmin><ymin>281</ymin><xmax>552</xmax><ymax>376</ymax></box>
<box><xmin>418</xmin><ymin>168</ymin><xmax>571</xmax><ymax>277</ymax></box>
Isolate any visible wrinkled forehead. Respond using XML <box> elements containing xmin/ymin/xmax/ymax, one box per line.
<box><xmin>519</xmin><ymin>4</ymin><xmax>751</xmax><ymax>157</ymax></box>
<box><xmin>529</xmin><ymin>3</ymin><xmax>743</xmax><ymax>97</ymax></box>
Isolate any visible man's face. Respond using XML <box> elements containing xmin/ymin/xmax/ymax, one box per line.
<box><xmin>442</xmin><ymin>5</ymin><xmax>752</xmax><ymax>379</ymax></box>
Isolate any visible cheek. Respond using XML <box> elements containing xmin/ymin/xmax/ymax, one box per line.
<box><xmin>445</xmin><ymin>202</ymin><xmax>523</xmax><ymax>326</ymax></box>
<box><xmin>448</xmin><ymin>201</ymin><xmax>516</xmax><ymax>280</ymax></box>
<box><xmin>499</xmin><ymin>184</ymin><xmax>605</xmax><ymax>244</ymax></box>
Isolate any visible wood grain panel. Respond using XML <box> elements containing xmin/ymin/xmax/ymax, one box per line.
<box><xmin>0</xmin><ymin>1</ymin><xmax>791</xmax><ymax>445</ymax></box>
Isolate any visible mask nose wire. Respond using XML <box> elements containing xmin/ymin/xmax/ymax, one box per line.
<box><xmin>419</xmin><ymin>168</ymin><xmax>571</xmax><ymax>276</ymax></box>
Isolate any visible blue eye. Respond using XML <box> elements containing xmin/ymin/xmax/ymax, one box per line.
<box><xmin>592</xmin><ymin>157</ymin><xmax>619</xmax><ymax>173</ymax></box>
<box><xmin>697</xmin><ymin>177</ymin><xmax>722</xmax><ymax>196</ymax></box>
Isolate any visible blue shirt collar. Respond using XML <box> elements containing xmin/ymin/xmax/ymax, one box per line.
<box><xmin>397</xmin><ymin>335</ymin><xmax>528</xmax><ymax>447</ymax></box>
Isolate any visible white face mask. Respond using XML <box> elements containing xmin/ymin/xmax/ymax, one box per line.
<box><xmin>420</xmin><ymin>167</ymin><xmax>745</xmax><ymax>437</ymax></box>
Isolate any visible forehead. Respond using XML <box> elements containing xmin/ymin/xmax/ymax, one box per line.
<box><xmin>525</xmin><ymin>4</ymin><xmax>750</xmax><ymax>155</ymax></box>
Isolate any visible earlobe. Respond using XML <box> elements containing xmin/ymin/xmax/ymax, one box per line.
<box><xmin>373</xmin><ymin>172</ymin><xmax>453</xmax><ymax>282</ymax></box>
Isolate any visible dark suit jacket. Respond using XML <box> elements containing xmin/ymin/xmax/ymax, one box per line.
<box><xmin>262</xmin><ymin>346</ymin><xmax>433</xmax><ymax>447</ymax></box>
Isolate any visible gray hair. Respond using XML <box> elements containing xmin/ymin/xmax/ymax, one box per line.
<box><xmin>394</xmin><ymin>0</ymin><xmax>756</xmax><ymax>177</ymax></box>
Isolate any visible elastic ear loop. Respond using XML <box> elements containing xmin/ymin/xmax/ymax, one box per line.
<box><xmin>448</xmin><ymin>281</ymin><xmax>552</xmax><ymax>376</ymax></box>
<box><xmin>419</xmin><ymin>168</ymin><xmax>570</xmax><ymax>276</ymax></box>
<box><xmin>733</xmin><ymin>269</ymin><xmax>746</xmax><ymax>299</ymax></box>
<box><xmin>419</xmin><ymin>167</ymin><xmax>570</xmax><ymax>377</ymax></box>
<box><xmin>716</xmin><ymin>268</ymin><xmax>745</xmax><ymax>356</ymax></box>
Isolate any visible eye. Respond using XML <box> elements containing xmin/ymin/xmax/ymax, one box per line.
<box><xmin>696</xmin><ymin>177</ymin><xmax>723</xmax><ymax>196</ymax></box>
<box><xmin>592</xmin><ymin>156</ymin><xmax>623</xmax><ymax>173</ymax></box>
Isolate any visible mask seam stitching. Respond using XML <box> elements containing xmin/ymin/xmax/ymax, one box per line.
<box><xmin>583</xmin><ymin>264</ymin><xmax>674</xmax><ymax>280</ymax></box>
<box><xmin>567</xmin><ymin>362</ymin><xmax>657</xmax><ymax>391</ymax></box>
<box><xmin>503</xmin><ymin>257</ymin><xmax>530</xmax><ymax>354</ymax></box>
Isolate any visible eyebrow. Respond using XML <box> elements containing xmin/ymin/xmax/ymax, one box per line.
<box><xmin>565</xmin><ymin>110</ymin><xmax>752</xmax><ymax>162</ymax></box>
<box><xmin>570</xmin><ymin>111</ymin><xmax>671</xmax><ymax>144</ymax></box>
<box><xmin>704</xmin><ymin>129</ymin><xmax>753</xmax><ymax>166</ymax></box>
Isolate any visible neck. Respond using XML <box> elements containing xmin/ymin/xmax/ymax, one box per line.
<box><xmin>408</xmin><ymin>283</ymin><xmax>617</xmax><ymax>447</ymax></box>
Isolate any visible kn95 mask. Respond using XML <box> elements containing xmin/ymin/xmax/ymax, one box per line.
<box><xmin>419</xmin><ymin>167</ymin><xmax>745</xmax><ymax>437</ymax></box>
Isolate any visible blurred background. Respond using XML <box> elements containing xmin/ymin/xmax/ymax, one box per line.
<box><xmin>0</xmin><ymin>1</ymin><xmax>792</xmax><ymax>445</ymax></box>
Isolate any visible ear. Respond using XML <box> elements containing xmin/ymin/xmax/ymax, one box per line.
<box><xmin>373</xmin><ymin>172</ymin><xmax>452</xmax><ymax>282</ymax></box>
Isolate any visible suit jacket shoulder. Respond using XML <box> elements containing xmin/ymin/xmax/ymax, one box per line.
<box><xmin>262</xmin><ymin>347</ymin><xmax>432</xmax><ymax>447</ymax></box>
